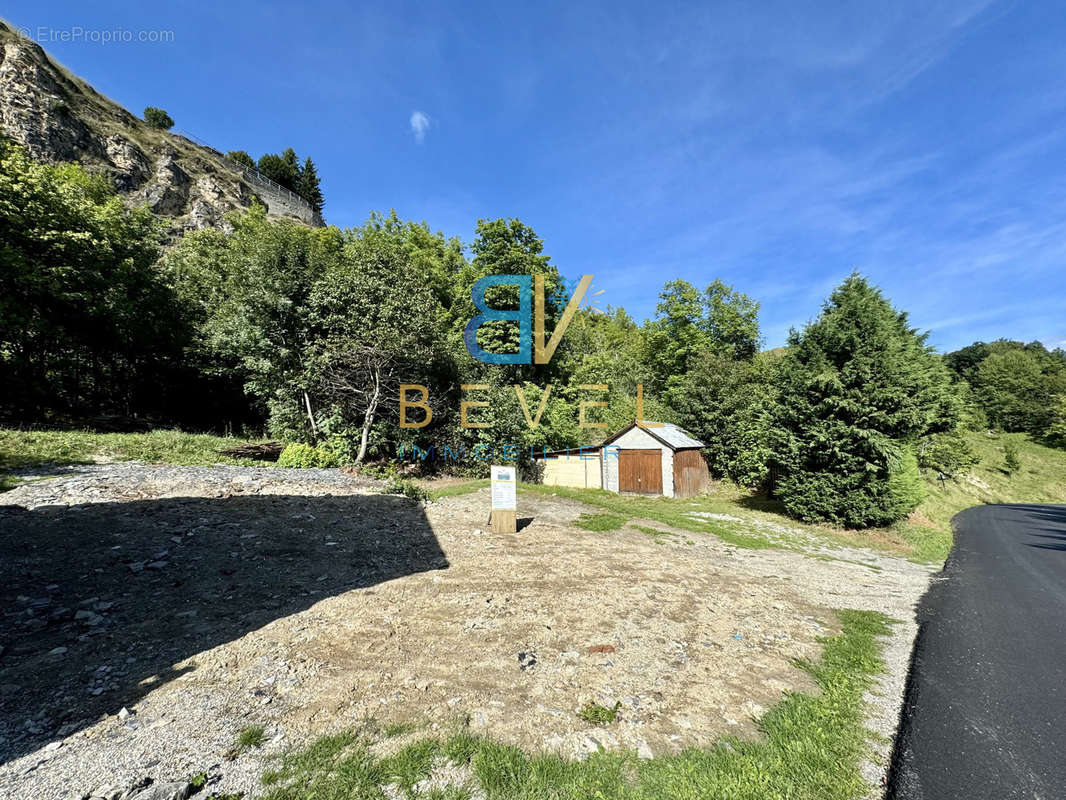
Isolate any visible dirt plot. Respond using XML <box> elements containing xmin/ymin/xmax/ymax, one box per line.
<box><xmin>0</xmin><ymin>465</ymin><xmax>933</xmax><ymax>799</ymax></box>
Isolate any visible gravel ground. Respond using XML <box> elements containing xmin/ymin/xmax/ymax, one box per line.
<box><xmin>0</xmin><ymin>464</ymin><xmax>934</xmax><ymax>799</ymax></box>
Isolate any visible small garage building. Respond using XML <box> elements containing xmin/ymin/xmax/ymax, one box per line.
<box><xmin>535</xmin><ymin>421</ymin><xmax>710</xmax><ymax>498</ymax></box>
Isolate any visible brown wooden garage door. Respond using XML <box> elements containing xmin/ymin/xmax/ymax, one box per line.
<box><xmin>672</xmin><ymin>448</ymin><xmax>710</xmax><ymax>497</ymax></box>
<box><xmin>618</xmin><ymin>449</ymin><xmax>662</xmax><ymax>494</ymax></box>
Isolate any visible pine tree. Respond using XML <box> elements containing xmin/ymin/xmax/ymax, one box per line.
<box><xmin>281</xmin><ymin>147</ymin><xmax>300</xmax><ymax>180</ymax></box>
<box><xmin>770</xmin><ymin>274</ymin><xmax>958</xmax><ymax>527</ymax></box>
<box><xmin>298</xmin><ymin>156</ymin><xmax>324</xmax><ymax>215</ymax></box>
<box><xmin>256</xmin><ymin>152</ymin><xmax>299</xmax><ymax>191</ymax></box>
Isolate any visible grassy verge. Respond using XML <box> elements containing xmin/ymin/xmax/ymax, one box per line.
<box><xmin>521</xmin><ymin>482</ymin><xmax>775</xmax><ymax>550</ymax></box>
<box><xmin>526</xmin><ymin>432</ymin><xmax>1066</xmax><ymax>564</ymax></box>
<box><xmin>257</xmin><ymin>609</ymin><xmax>892</xmax><ymax>800</ymax></box>
<box><xmin>0</xmin><ymin>428</ymin><xmax>268</xmax><ymax>490</ymax></box>
<box><xmin>897</xmin><ymin>431</ymin><xmax>1066</xmax><ymax>562</ymax></box>
<box><xmin>420</xmin><ymin>478</ymin><xmax>490</xmax><ymax>502</ymax></box>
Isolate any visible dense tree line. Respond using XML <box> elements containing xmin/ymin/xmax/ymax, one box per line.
<box><xmin>226</xmin><ymin>147</ymin><xmax>324</xmax><ymax>215</ymax></box>
<box><xmin>0</xmin><ymin>139</ymin><xmax>253</xmax><ymax>428</ymax></box>
<box><xmin>944</xmin><ymin>339</ymin><xmax>1066</xmax><ymax>444</ymax></box>
<box><xmin>3</xmin><ymin>138</ymin><xmax>1063</xmax><ymax>529</ymax></box>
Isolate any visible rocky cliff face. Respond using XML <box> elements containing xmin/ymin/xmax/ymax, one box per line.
<box><xmin>0</xmin><ymin>22</ymin><xmax>317</xmax><ymax>234</ymax></box>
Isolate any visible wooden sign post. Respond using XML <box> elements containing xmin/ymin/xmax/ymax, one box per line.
<box><xmin>489</xmin><ymin>465</ymin><xmax>517</xmax><ymax>534</ymax></box>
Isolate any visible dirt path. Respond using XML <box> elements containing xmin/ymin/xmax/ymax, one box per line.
<box><xmin>0</xmin><ymin>464</ymin><xmax>933</xmax><ymax>799</ymax></box>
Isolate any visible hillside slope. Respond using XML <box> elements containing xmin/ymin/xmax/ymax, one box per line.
<box><xmin>898</xmin><ymin>431</ymin><xmax>1066</xmax><ymax>560</ymax></box>
<box><xmin>0</xmin><ymin>21</ymin><xmax>319</xmax><ymax>233</ymax></box>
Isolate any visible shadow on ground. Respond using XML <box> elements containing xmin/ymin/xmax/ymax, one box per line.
<box><xmin>1002</xmin><ymin>503</ymin><xmax>1066</xmax><ymax>551</ymax></box>
<box><xmin>0</xmin><ymin>492</ymin><xmax>447</xmax><ymax>765</ymax></box>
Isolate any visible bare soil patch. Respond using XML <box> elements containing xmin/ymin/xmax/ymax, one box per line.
<box><xmin>0</xmin><ymin>465</ymin><xmax>932</xmax><ymax>799</ymax></box>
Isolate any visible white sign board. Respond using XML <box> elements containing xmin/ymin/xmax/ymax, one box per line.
<box><xmin>490</xmin><ymin>465</ymin><xmax>517</xmax><ymax>510</ymax></box>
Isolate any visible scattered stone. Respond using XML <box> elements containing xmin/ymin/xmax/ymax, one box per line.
<box><xmin>588</xmin><ymin>644</ymin><xmax>615</xmax><ymax>654</ymax></box>
<box><xmin>48</xmin><ymin>647</ymin><xmax>68</xmax><ymax>656</ymax></box>
<box><xmin>146</xmin><ymin>561</ymin><xmax>168</xmax><ymax>570</ymax></box>
<box><xmin>126</xmin><ymin>780</ymin><xmax>197</xmax><ymax>800</ymax></box>
<box><xmin>517</xmin><ymin>651</ymin><xmax>537</xmax><ymax>671</ymax></box>
<box><xmin>117</xmin><ymin>707</ymin><xmax>133</xmax><ymax>721</ymax></box>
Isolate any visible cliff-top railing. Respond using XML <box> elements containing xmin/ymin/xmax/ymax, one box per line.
<box><xmin>174</xmin><ymin>129</ymin><xmax>313</xmax><ymax>213</ymax></box>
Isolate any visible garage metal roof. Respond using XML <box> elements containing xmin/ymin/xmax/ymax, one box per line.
<box><xmin>600</xmin><ymin>421</ymin><xmax>705</xmax><ymax>450</ymax></box>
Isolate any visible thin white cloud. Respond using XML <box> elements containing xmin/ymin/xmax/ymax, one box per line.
<box><xmin>409</xmin><ymin>110</ymin><xmax>430</xmax><ymax>143</ymax></box>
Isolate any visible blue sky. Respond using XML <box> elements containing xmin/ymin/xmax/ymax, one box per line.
<box><xmin>7</xmin><ymin>1</ymin><xmax>1066</xmax><ymax>352</ymax></box>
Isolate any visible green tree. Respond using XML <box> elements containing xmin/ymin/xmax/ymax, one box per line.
<box><xmin>165</xmin><ymin>203</ymin><xmax>343</xmax><ymax>434</ymax></box>
<box><xmin>1003</xmin><ymin>439</ymin><xmax>1021</xmax><ymax>475</ymax></box>
<box><xmin>298</xmin><ymin>156</ymin><xmax>324</xmax><ymax>215</ymax></box>
<box><xmin>946</xmin><ymin>339</ymin><xmax>1066</xmax><ymax>434</ymax></box>
<box><xmin>281</xmin><ymin>147</ymin><xmax>301</xmax><ymax>178</ymax></box>
<box><xmin>558</xmin><ymin>307</ymin><xmax>651</xmax><ymax>397</ymax></box>
<box><xmin>457</xmin><ymin>218</ymin><xmax>563</xmax><ymax>380</ymax></box>
<box><xmin>256</xmin><ymin>152</ymin><xmax>300</xmax><ymax>191</ymax></box>
<box><xmin>975</xmin><ymin>348</ymin><xmax>1060</xmax><ymax>432</ymax></box>
<box><xmin>0</xmin><ymin>139</ymin><xmax>178</xmax><ymax>418</ymax></box>
<box><xmin>1043</xmin><ymin>396</ymin><xmax>1066</xmax><ymax>449</ymax></box>
<box><xmin>668</xmin><ymin>351</ymin><xmax>778</xmax><ymax>488</ymax></box>
<box><xmin>226</xmin><ymin>150</ymin><xmax>256</xmax><ymax>170</ymax></box>
<box><xmin>143</xmin><ymin>106</ymin><xmax>174</xmax><ymax>130</ymax></box>
<box><xmin>644</xmin><ymin>278</ymin><xmax>761</xmax><ymax>393</ymax></box>
<box><xmin>644</xmin><ymin>279</ymin><xmax>710</xmax><ymax>391</ymax></box>
<box><xmin>703</xmin><ymin>279</ymin><xmax>762</xmax><ymax>360</ymax></box>
<box><xmin>770</xmin><ymin>274</ymin><xmax>956</xmax><ymax>528</ymax></box>
<box><xmin>306</xmin><ymin>218</ymin><xmax>445</xmax><ymax>461</ymax></box>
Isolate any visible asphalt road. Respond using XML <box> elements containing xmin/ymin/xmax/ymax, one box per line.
<box><xmin>888</xmin><ymin>504</ymin><xmax>1066</xmax><ymax>800</ymax></box>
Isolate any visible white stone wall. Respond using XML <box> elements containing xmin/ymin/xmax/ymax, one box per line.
<box><xmin>602</xmin><ymin>427</ymin><xmax>674</xmax><ymax>497</ymax></box>
<box><xmin>542</xmin><ymin>453</ymin><xmax>603</xmax><ymax>489</ymax></box>
<box><xmin>245</xmin><ymin>171</ymin><xmax>317</xmax><ymax>225</ymax></box>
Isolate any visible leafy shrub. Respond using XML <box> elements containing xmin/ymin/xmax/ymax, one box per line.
<box><xmin>382</xmin><ymin>477</ymin><xmax>428</xmax><ymax>502</ymax></box>
<box><xmin>577</xmin><ymin>701</ymin><xmax>622</xmax><ymax>724</ymax></box>
<box><xmin>918</xmin><ymin>431</ymin><xmax>980</xmax><ymax>476</ymax></box>
<box><xmin>886</xmin><ymin>447</ymin><xmax>924</xmax><ymax>519</ymax></box>
<box><xmin>1043</xmin><ymin>396</ymin><xmax>1066</xmax><ymax>450</ymax></box>
<box><xmin>226</xmin><ymin>149</ymin><xmax>256</xmax><ymax>170</ymax></box>
<box><xmin>1003</xmin><ymin>440</ymin><xmax>1021</xmax><ymax>475</ymax></box>
<box><xmin>143</xmin><ymin>106</ymin><xmax>174</xmax><ymax>130</ymax></box>
<box><xmin>277</xmin><ymin>442</ymin><xmax>339</xmax><ymax>468</ymax></box>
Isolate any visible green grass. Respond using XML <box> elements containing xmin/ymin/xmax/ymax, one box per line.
<box><xmin>522</xmin><ymin>483</ymin><xmax>774</xmax><ymax>550</ymax></box>
<box><xmin>892</xmin><ymin>431</ymin><xmax>1066</xmax><ymax>562</ymax></box>
<box><xmin>0</xmin><ymin>428</ymin><xmax>270</xmax><ymax>490</ymax></box>
<box><xmin>256</xmin><ymin>610</ymin><xmax>892</xmax><ymax>800</ymax></box>
<box><xmin>573</xmin><ymin>512</ymin><xmax>627</xmax><ymax>531</ymax></box>
<box><xmin>630</xmin><ymin>524</ymin><xmax>678</xmax><ymax>541</ymax></box>
<box><xmin>236</xmin><ymin>724</ymin><xmax>266</xmax><ymax>751</ymax></box>
<box><xmin>531</xmin><ymin>432</ymin><xmax>1066</xmax><ymax>564</ymax></box>
<box><xmin>384</xmin><ymin>721</ymin><xmax>420</xmax><ymax>738</ymax></box>
<box><xmin>420</xmin><ymin>479</ymin><xmax>490</xmax><ymax>502</ymax></box>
